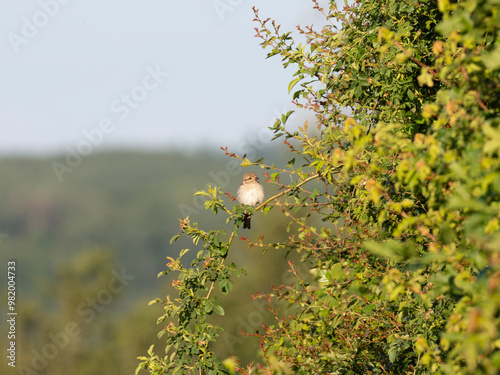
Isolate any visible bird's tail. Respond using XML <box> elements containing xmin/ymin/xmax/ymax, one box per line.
<box><xmin>243</xmin><ymin>213</ymin><xmax>251</xmax><ymax>229</ymax></box>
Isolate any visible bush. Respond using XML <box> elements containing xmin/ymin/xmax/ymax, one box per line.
<box><xmin>137</xmin><ymin>0</ymin><xmax>500</xmax><ymax>374</ymax></box>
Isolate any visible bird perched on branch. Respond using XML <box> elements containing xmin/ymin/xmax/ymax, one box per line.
<box><xmin>237</xmin><ymin>172</ymin><xmax>264</xmax><ymax>229</ymax></box>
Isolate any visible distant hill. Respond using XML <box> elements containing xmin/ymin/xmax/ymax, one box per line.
<box><xmin>0</xmin><ymin>148</ymin><xmax>307</xmax><ymax>372</ymax></box>
<box><xmin>0</xmin><ymin>150</ymin><xmax>240</xmax><ymax>302</ymax></box>
<box><xmin>0</xmin><ymin>148</ymin><xmax>291</xmax><ymax>302</ymax></box>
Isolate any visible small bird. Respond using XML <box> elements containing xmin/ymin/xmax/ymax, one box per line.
<box><xmin>237</xmin><ymin>172</ymin><xmax>264</xmax><ymax>229</ymax></box>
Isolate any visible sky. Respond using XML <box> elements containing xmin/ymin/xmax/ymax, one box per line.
<box><xmin>0</xmin><ymin>0</ymin><xmax>330</xmax><ymax>157</ymax></box>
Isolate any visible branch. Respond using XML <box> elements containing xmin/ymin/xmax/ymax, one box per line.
<box><xmin>206</xmin><ymin>231</ymin><xmax>235</xmax><ymax>300</ymax></box>
<box><xmin>255</xmin><ymin>172</ymin><xmax>321</xmax><ymax>211</ymax></box>
<box><xmin>393</xmin><ymin>40</ymin><xmax>438</xmax><ymax>77</ymax></box>
<box><xmin>473</xmin><ymin>91</ymin><xmax>489</xmax><ymax>111</ymax></box>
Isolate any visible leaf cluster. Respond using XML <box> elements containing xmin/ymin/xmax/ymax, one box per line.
<box><xmin>138</xmin><ymin>0</ymin><xmax>500</xmax><ymax>374</ymax></box>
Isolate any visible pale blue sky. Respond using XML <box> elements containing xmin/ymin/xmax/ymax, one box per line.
<box><xmin>1</xmin><ymin>0</ymin><xmax>329</xmax><ymax>156</ymax></box>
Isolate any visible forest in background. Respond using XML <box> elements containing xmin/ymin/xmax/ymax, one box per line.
<box><xmin>0</xmin><ymin>149</ymin><xmax>300</xmax><ymax>374</ymax></box>
<box><xmin>3</xmin><ymin>0</ymin><xmax>499</xmax><ymax>373</ymax></box>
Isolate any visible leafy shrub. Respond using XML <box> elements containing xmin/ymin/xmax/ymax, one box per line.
<box><xmin>137</xmin><ymin>0</ymin><xmax>500</xmax><ymax>374</ymax></box>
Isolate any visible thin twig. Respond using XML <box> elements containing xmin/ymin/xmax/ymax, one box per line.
<box><xmin>255</xmin><ymin>173</ymin><xmax>321</xmax><ymax>211</ymax></box>
<box><xmin>473</xmin><ymin>91</ymin><xmax>489</xmax><ymax>111</ymax></box>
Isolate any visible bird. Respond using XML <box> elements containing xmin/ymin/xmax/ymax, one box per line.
<box><xmin>237</xmin><ymin>172</ymin><xmax>264</xmax><ymax>229</ymax></box>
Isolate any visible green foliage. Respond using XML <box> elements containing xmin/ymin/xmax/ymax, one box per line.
<box><xmin>0</xmin><ymin>150</ymin><xmax>296</xmax><ymax>374</ymax></box>
<box><xmin>0</xmin><ymin>151</ymin><xmax>236</xmax><ymax>302</ymax></box>
<box><xmin>139</xmin><ymin>0</ymin><xmax>500</xmax><ymax>374</ymax></box>
<box><xmin>0</xmin><ymin>249</ymin><xmax>163</xmax><ymax>375</ymax></box>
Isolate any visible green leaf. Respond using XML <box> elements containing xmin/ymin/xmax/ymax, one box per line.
<box><xmin>281</xmin><ymin>111</ymin><xmax>294</xmax><ymax>124</ymax></box>
<box><xmin>288</xmin><ymin>77</ymin><xmax>302</xmax><ymax>94</ymax></box>
<box><xmin>170</xmin><ymin>234</ymin><xmax>181</xmax><ymax>244</ymax></box>
<box><xmin>311</xmin><ymin>188</ymin><xmax>319</xmax><ymax>200</ymax></box>
<box><xmin>240</xmin><ymin>159</ymin><xmax>252</xmax><ymax>167</ymax></box>
<box><xmin>483</xmin><ymin>124</ymin><xmax>500</xmax><ymax>154</ymax></box>
<box><xmin>417</xmin><ymin>68</ymin><xmax>434</xmax><ymax>87</ymax></box>
<box><xmin>481</xmin><ymin>45</ymin><xmax>500</xmax><ymax>70</ymax></box>
<box><xmin>388</xmin><ymin>347</ymin><xmax>398</xmax><ymax>363</ymax></box>
<box><xmin>364</xmin><ymin>241</ymin><xmax>403</xmax><ymax>261</ymax></box>
<box><xmin>407</xmin><ymin>88</ymin><xmax>414</xmax><ymax>100</ymax></box>
<box><xmin>219</xmin><ymin>279</ymin><xmax>232</xmax><ymax>294</ymax></box>
<box><xmin>148</xmin><ymin>298</ymin><xmax>160</xmax><ymax>306</ymax></box>
<box><xmin>210</xmin><ymin>300</ymin><xmax>225</xmax><ymax>316</ymax></box>
<box><xmin>354</xmin><ymin>85</ymin><xmax>362</xmax><ymax>98</ymax></box>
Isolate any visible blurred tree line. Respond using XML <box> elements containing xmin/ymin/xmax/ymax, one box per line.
<box><xmin>0</xmin><ymin>150</ymin><xmax>302</xmax><ymax>374</ymax></box>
